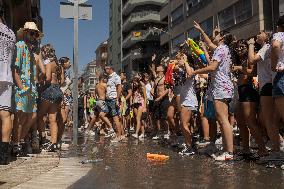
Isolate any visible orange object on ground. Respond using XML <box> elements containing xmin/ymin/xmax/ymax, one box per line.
<box><xmin>147</xmin><ymin>153</ymin><xmax>169</xmax><ymax>161</ymax></box>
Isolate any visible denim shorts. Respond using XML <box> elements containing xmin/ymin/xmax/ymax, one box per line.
<box><xmin>204</xmin><ymin>100</ymin><xmax>215</xmax><ymax>120</ymax></box>
<box><xmin>96</xmin><ymin>100</ymin><xmax>109</xmax><ymax>113</ymax></box>
<box><xmin>273</xmin><ymin>73</ymin><xmax>284</xmax><ymax>97</ymax></box>
<box><xmin>41</xmin><ymin>84</ymin><xmax>63</xmax><ymax>104</ymax></box>
<box><xmin>106</xmin><ymin>99</ymin><xmax>120</xmax><ymax>117</ymax></box>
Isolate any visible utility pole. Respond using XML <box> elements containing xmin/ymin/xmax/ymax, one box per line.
<box><xmin>72</xmin><ymin>0</ymin><xmax>79</xmax><ymax>145</ymax></box>
<box><xmin>61</xmin><ymin>0</ymin><xmax>91</xmax><ymax>145</ymax></box>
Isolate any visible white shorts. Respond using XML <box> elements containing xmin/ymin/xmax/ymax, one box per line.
<box><xmin>0</xmin><ymin>82</ymin><xmax>12</xmax><ymax>112</ymax></box>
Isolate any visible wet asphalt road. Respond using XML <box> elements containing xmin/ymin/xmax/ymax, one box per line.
<box><xmin>67</xmin><ymin>135</ymin><xmax>284</xmax><ymax>189</ymax></box>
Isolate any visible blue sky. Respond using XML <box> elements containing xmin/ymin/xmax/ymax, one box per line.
<box><xmin>41</xmin><ymin>0</ymin><xmax>109</xmax><ymax>72</ymax></box>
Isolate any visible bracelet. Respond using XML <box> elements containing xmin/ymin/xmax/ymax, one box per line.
<box><xmin>248</xmin><ymin>43</ymin><xmax>254</xmax><ymax>45</ymax></box>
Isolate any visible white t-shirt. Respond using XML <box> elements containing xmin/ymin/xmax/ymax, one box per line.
<box><xmin>145</xmin><ymin>83</ymin><xmax>153</xmax><ymax>101</ymax></box>
<box><xmin>211</xmin><ymin>45</ymin><xmax>234</xmax><ymax>99</ymax></box>
<box><xmin>106</xmin><ymin>72</ymin><xmax>121</xmax><ymax>99</ymax></box>
<box><xmin>256</xmin><ymin>44</ymin><xmax>276</xmax><ymax>89</ymax></box>
<box><xmin>0</xmin><ymin>23</ymin><xmax>16</xmax><ymax>83</ymax></box>
<box><xmin>272</xmin><ymin>32</ymin><xmax>284</xmax><ymax>71</ymax></box>
<box><xmin>180</xmin><ymin>77</ymin><xmax>198</xmax><ymax>108</ymax></box>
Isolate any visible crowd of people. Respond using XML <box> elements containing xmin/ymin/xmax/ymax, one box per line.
<box><xmin>1</xmin><ymin>1</ymin><xmax>284</xmax><ymax>167</ymax></box>
<box><xmin>80</xmin><ymin>15</ymin><xmax>284</xmax><ymax>164</ymax></box>
<box><xmin>0</xmin><ymin>6</ymin><xmax>72</xmax><ymax>165</ymax></box>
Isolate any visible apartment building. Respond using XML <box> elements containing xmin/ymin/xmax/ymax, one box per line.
<box><xmin>95</xmin><ymin>40</ymin><xmax>108</xmax><ymax>76</ymax></box>
<box><xmin>121</xmin><ymin>0</ymin><xmax>168</xmax><ymax>76</ymax></box>
<box><xmin>81</xmin><ymin>60</ymin><xmax>97</xmax><ymax>93</ymax></box>
<box><xmin>108</xmin><ymin>0</ymin><xmax>122</xmax><ymax>73</ymax></box>
<box><xmin>160</xmin><ymin>0</ymin><xmax>278</xmax><ymax>54</ymax></box>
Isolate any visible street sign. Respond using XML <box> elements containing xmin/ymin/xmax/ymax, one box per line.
<box><xmin>60</xmin><ymin>2</ymin><xmax>92</xmax><ymax>20</ymax></box>
<box><xmin>68</xmin><ymin>0</ymin><xmax>88</xmax><ymax>4</ymax></box>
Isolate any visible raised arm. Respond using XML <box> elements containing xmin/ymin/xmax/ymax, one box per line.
<box><xmin>193</xmin><ymin>21</ymin><xmax>217</xmax><ymax>50</ymax></box>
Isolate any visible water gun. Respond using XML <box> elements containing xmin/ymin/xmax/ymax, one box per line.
<box><xmin>186</xmin><ymin>38</ymin><xmax>208</xmax><ymax>65</ymax></box>
<box><xmin>164</xmin><ymin>63</ymin><xmax>175</xmax><ymax>88</ymax></box>
<box><xmin>147</xmin><ymin>153</ymin><xmax>169</xmax><ymax>162</ymax></box>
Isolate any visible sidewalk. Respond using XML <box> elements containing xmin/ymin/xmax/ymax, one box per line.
<box><xmin>0</xmin><ymin>135</ymin><xmax>92</xmax><ymax>189</ymax></box>
<box><xmin>12</xmin><ymin>157</ymin><xmax>91</xmax><ymax>189</ymax></box>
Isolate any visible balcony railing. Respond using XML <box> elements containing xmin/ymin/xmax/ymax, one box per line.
<box><xmin>123</xmin><ymin>0</ymin><xmax>168</xmax><ymax>16</ymax></box>
<box><xmin>122</xmin><ymin>11</ymin><xmax>160</xmax><ymax>31</ymax></box>
<box><xmin>122</xmin><ymin>28</ymin><xmax>161</xmax><ymax>48</ymax></box>
<box><xmin>122</xmin><ymin>48</ymin><xmax>154</xmax><ymax>62</ymax></box>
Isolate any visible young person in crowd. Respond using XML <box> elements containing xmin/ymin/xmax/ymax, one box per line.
<box><xmin>0</xmin><ymin>6</ymin><xmax>16</xmax><ymax>164</ymax></box>
<box><xmin>104</xmin><ymin>65</ymin><xmax>124</xmax><ymax>142</ymax></box>
<box><xmin>37</xmin><ymin>44</ymin><xmax>64</xmax><ymax>152</ymax></box>
<box><xmin>11</xmin><ymin>22</ymin><xmax>43</xmax><ymax>156</ymax></box>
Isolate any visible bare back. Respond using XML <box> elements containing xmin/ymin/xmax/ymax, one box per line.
<box><xmin>96</xmin><ymin>82</ymin><xmax>107</xmax><ymax>100</ymax></box>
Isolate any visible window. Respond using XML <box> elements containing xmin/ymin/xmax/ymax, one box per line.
<box><xmin>171</xmin><ymin>5</ymin><xmax>184</xmax><ymax>27</ymax></box>
<box><xmin>187</xmin><ymin>0</ymin><xmax>202</xmax><ymax>9</ymax></box>
<box><xmin>171</xmin><ymin>34</ymin><xmax>185</xmax><ymax>53</ymax></box>
<box><xmin>188</xmin><ymin>28</ymin><xmax>200</xmax><ymax>40</ymax></box>
<box><xmin>90</xmin><ymin>78</ymin><xmax>95</xmax><ymax>85</ymax></box>
<box><xmin>218</xmin><ymin>5</ymin><xmax>235</xmax><ymax>30</ymax></box>
<box><xmin>280</xmin><ymin>0</ymin><xmax>284</xmax><ymax>16</ymax></box>
<box><xmin>235</xmin><ymin>0</ymin><xmax>252</xmax><ymax>24</ymax></box>
<box><xmin>218</xmin><ymin>0</ymin><xmax>253</xmax><ymax>30</ymax></box>
<box><xmin>200</xmin><ymin>17</ymin><xmax>213</xmax><ymax>36</ymax></box>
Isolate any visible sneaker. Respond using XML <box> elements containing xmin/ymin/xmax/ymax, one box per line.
<box><xmin>132</xmin><ymin>134</ymin><xmax>139</xmax><ymax>139</ymax></box>
<box><xmin>12</xmin><ymin>144</ymin><xmax>28</xmax><ymax>157</ymax></box>
<box><xmin>196</xmin><ymin>139</ymin><xmax>211</xmax><ymax>148</ymax></box>
<box><xmin>179</xmin><ymin>146</ymin><xmax>195</xmax><ymax>156</ymax></box>
<box><xmin>130</xmin><ymin>127</ymin><xmax>135</xmax><ymax>132</ymax></box>
<box><xmin>214</xmin><ymin>151</ymin><xmax>234</xmax><ymax>161</ymax></box>
<box><xmin>215</xmin><ymin>137</ymin><xmax>223</xmax><ymax>145</ymax></box>
<box><xmin>152</xmin><ymin>135</ymin><xmax>160</xmax><ymax>140</ymax></box>
<box><xmin>44</xmin><ymin>143</ymin><xmax>58</xmax><ymax>152</ymax></box>
<box><xmin>139</xmin><ymin>134</ymin><xmax>145</xmax><ymax>140</ymax></box>
<box><xmin>164</xmin><ymin>133</ymin><xmax>170</xmax><ymax>140</ymax></box>
<box><xmin>110</xmin><ymin>137</ymin><xmax>122</xmax><ymax>143</ymax></box>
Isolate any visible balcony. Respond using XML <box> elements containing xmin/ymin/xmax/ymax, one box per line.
<box><xmin>122</xmin><ymin>29</ymin><xmax>161</xmax><ymax>48</ymax></box>
<box><xmin>122</xmin><ymin>11</ymin><xmax>161</xmax><ymax>32</ymax></box>
<box><xmin>122</xmin><ymin>48</ymin><xmax>154</xmax><ymax>63</ymax></box>
<box><xmin>123</xmin><ymin>0</ymin><xmax>168</xmax><ymax>16</ymax></box>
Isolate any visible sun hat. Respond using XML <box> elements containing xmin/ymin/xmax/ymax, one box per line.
<box><xmin>17</xmin><ymin>22</ymin><xmax>44</xmax><ymax>39</ymax></box>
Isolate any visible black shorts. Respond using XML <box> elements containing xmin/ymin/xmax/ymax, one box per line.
<box><xmin>238</xmin><ymin>84</ymin><xmax>259</xmax><ymax>102</ymax></box>
<box><xmin>260</xmin><ymin>83</ymin><xmax>272</xmax><ymax>96</ymax></box>
<box><xmin>78</xmin><ymin>107</ymin><xmax>84</xmax><ymax>120</ymax></box>
<box><xmin>148</xmin><ymin>100</ymin><xmax>154</xmax><ymax>112</ymax></box>
<box><xmin>153</xmin><ymin>97</ymin><xmax>169</xmax><ymax>119</ymax></box>
<box><xmin>132</xmin><ymin>103</ymin><xmax>142</xmax><ymax>109</ymax></box>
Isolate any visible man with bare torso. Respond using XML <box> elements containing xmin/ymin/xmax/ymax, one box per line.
<box><xmin>89</xmin><ymin>75</ymin><xmax>112</xmax><ymax>132</ymax></box>
<box><xmin>152</xmin><ymin>64</ymin><xmax>169</xmax><ymax>140</ymax></box>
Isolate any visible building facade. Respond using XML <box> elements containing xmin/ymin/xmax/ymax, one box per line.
<box><xmin>108</xmin><ymin>0</ymin><xmax>122</xmax><ymax>73</ymax></box>
<box><xmin>160</xmin><ymin>0</ymin><xmax>278</xmax><ymax>55</ymax></box>
<box><xmin>81</xmin><ymin>60</ymin><xmax>98</xmax><ymax>93</ymax></box>
<box><xmin>0</xmin><ymin>0</ymin><xmax>42</xmax><ymax>33</ymax></box>
<box><xmin>95</xmin><ymin>40</ymin><xmax>108</xmax><ymax>76</ymax></box>
<box><xmin>121</xmin><ymin>0</ymin><xmax>168</xmax><ymax>76</ymax></box>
